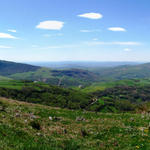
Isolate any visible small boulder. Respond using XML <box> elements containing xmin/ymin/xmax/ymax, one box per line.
<box><xmin>53</xmin><ymin>116</ymin><xmax>62</xmax><ymax>121</ymax></box>
<box><xmin>30</xmin><ymin>113</ymin><xmax>37</xmax><ymax>119</ymax></box>
<box><xmin>49</xmin><ymin>116</ymin><xmax>53</xmax><ymax>121</ymax></box>
<box><xmin>15</xmin><ymin>113</ymin><xmax>20</xmax><ymax>117</ymax></box>
<box><xmin>76</xmin><ymin>116</ymin><xmax>85</xmax><ymax>122</ymax></box>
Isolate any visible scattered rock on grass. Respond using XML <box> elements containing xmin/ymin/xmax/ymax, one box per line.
<box><xmin>15</xmin><ymin>113</ymin><xmax>21</xmax><ymax>117</ymax></box>
<box><xmin>53</xmin><ymin>116</ymin><xmax>62</xmax><ymax>121</ymax></box>
<box><xmin>130</xmin><ymin>117</ymin><xmax>134</xmax><ymax>121</ymax></box>
<box><xmin>76</xmin><ymin>116</ymin><xmax>85</xmax><ymax>122</ymax></box>
<box><xmin>49</xmin><ymin>116</ymin><xmax>53</xmax><ymax>121</ymax></box>
<box><xmin>30</xmin><ymin>113</ymin><xmax>37</xmax><ymax>119</ymax></box>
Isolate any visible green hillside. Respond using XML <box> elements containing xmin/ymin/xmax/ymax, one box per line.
<box><xmin>0</xmin><ymin>60</ymin><xmax>40</xmax><ymax>76</ymax></box>
<box><xmin>81</xmin><ymin>78</ymin><xmax>150</xmax><ymax>93</ymax></box>
<box><xmin>2</xmin><ymin>60</ymin><xmax>150</xmax><ymax>114</ymax></box>
<box><xmin>1</xmin><ymin>79</ymin><xmax>150</xmax><ymax>113</ymax></box>
<box><xmin>0</xmin><ymin>97</ymin><xmax>150</xmax><ymax>150</ymax></box>
<box><xmin>9</xmin><ymin>68</ymin><xmax>98</xmax><ymax>87</ymax></box>
<box><xmin>95</xmin><ymin>63</ymin><xmax>150</xmax><ymax>81</ymax></box>
<box><xmin>8</xmin><ymin>62</ymin><xmax>150</xmax><ymax>88</ymax></box>
<box><xmin>2</xmin><ymin>60</ymin><xmax>150</xmax><ymax>88</ymax></box>
<box><xmin>0</xmin><ymin>80</ymin><xmax>92</xmax><ymax>110</ymax></box>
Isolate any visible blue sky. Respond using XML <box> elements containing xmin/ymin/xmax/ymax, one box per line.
<box><xmin>0</xmin><ymin>0</ymin><xmax>150</xmax><ymax>62</ymax></box>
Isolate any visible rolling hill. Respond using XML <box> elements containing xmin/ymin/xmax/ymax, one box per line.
<box><xmin>2</xmin><ymin>60</ymin><xmax>150</xmax><ymax>88</ymax></box>
<box><xmin>0</xmin><ymin>60</ymin><xmax>40</xmax><ymax>76</ymax></box>
<box><xmin>0</xmin><ymin>60</ymin><xmax>100</xmax><ymax>87</ymax></box>
<box><xmin>96</xmin><ymin>63</ymin><xmax>150</xmax><ymax>81</ymax></box>
<box><xmin>9</xmin><ymin>68</ymin><xmax>99</xmax><ymax>87</ymax></box>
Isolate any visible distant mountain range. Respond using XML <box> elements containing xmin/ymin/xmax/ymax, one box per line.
<box><xmin>28</xmin><ymin>61</ymin><xmax>142</xmax><ymax>69</ymax></box>
<box><xmin>1</xmin><ymin>60</ymin><xmax>150</xmax><ymax>87</ymax></box>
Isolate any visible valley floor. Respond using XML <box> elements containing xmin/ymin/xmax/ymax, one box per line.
<box><xmin>0</xmin><ymin>97</ymin><xmax>150</xmax><ymax>150</ymax></box>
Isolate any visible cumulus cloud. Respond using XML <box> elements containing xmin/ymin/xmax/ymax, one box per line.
<box><xmin>8</xmin><ymin>29</ymin><xmax>17</xmax><ymax>33</ymax></box>
<box><xmin>108</xmin><ymin>27</ymin><xmax>126</xmax><ymax>32</ymax></box>
<box><xmin>36</xmin><ymin>20</ymin><xmax>64</xmax><ymax>30</ymax></box>
<box><xmin>0</xmin><ymin>45</ymin><xmax>12</xmax><ymax>48</ymax></box>
<box><xmin>78</xmin><ymin>13</ymin><xmax>103</xmax><ymax>19</ymax></box>
<box><xmin>0</xmin><ymin>33</ymin><xmax>17</xmax><ymax>39</ymax></box>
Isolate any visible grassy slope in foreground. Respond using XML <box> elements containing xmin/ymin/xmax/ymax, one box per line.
<box><xmin>0</xmin><ymin>97</ymin><xmax>150</xmax><ymax>149</ymax></box>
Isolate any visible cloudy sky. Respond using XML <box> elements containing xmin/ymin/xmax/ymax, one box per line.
<box><xmin>0</xmin><ymin>0</ymin><xmax>150</xmax><ymax>62</ymax></box>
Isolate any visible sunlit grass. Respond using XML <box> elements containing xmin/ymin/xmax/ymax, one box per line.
<box><xmin>0</xmin><ymin>97</ymin><xmax>150</xmax><ymax>149</ymax></box>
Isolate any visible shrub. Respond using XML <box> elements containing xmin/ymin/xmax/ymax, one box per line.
<box><xmin>30</xmin><ymin>120</ymin><xmax>41</xmax><ymax>130</ymax></box>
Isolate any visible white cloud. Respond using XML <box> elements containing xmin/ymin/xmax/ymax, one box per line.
<box><xmin>0</xmin><ymin>33</ymin><xmax>17</xmax><ymax>39</ymax></box>
<box><xmin>0</xmin><ymin>45</ymin><xmax>12</xmax><ymax>49</ymax></box>
<box><xmin>78</xmin><ymin>13</ymin><xmax>103</xmax><ymax>19</ymax></box>
<box><xmin>8</xmin><ymin>29</ymin><xmax>17</xmax><ymax>33</ymax></box>
<box><xmin>80</xmin><ymin>29</ymin><xmax>101</xmax><ymax>33</ymax></box>
<box><xmin>36</xmin><ymin>20</ymin><xmax>64</xmax><ymax>30</ymax></box>
<box><xmin>124</xmin><ymin>48</ymin><xmax>132</xmax><ymax>51</ymax></box>
<box><xmin>108</xmin><ymin>27</ymin><xmax>126</xmax><ymax>32</ymax></box>
<box><xmin>111</xmin><ymin>42</ymin><xmax>140</xmax><ymax>45</ymax></box>
<box><xmin>84</xmin><ymin>41</ymin><xmax>141</xmax><ymax>46</ymax></box>
<box><xmin>113</xmin><ymin>42</ymin><xmax>140</xmax><ymax>45</ymax></box>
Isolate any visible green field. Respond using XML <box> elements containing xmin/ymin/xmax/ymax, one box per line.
<box><xmin>1</xmin><ymin>78</ymin><xmax>150</xmax><ymax>92</ymax></box>
<box><xmin>0</xmin><ymin>97</ymin><xmax>150</xmax><ymax>150</ymax></box>
<box><xmin>0</xmin><ymin>80</ymin><xmax>49</xmax><ymax>90</ymax></box>
<box><xmin>81</xmin><ymin>79</ymin><xmax>150</xmax><ymax>93</ymax></box>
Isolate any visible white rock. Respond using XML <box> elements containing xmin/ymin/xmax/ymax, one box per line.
<box><xmin>49</xmin><ymin>116</ymin><xmax>53</xmax><ymax>120</ymax></box>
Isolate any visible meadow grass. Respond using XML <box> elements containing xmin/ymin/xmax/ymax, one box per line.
<box><xmin>0</xmin><ymin>97</ymin><xmax>150</xmax><ymax>149</ymax></box>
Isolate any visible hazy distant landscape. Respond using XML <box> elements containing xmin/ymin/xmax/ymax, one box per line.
<box><xmin>28</xmin><ymin>61</ymin><xmax>142</xmax><ymax>69</ymax></box>
<box><xmin>0</xmin><ymin>0</ymin><xmax>150</xmax><ymax>149</ymax></box>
